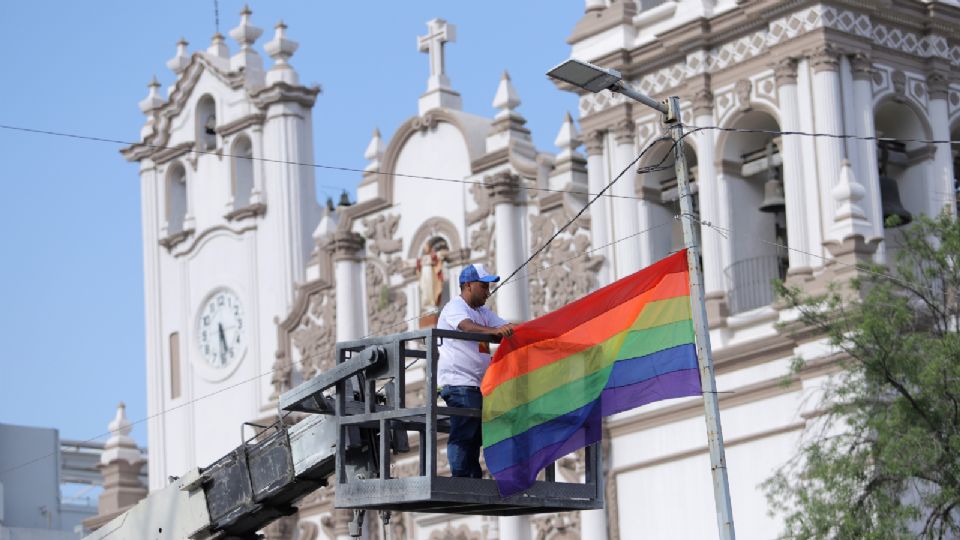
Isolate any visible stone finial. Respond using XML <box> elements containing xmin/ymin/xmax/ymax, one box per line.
<box><xmin>313</xmin><ymin>201</ymin><xmax>340</xmax><ymax>241</ymax></box>
<box><xmin>264</xmin><ymin>21</ymin><xmax>300</xmax><ymax>85</ymax></box>
<box><xmin>829</xmin><ymin>158</ymin><xmax>874</xmax><ymax>246</ymax></box>
<box><xmin>364</xmin><ymin>128</ymin><xmax>384</xmax><ymax>172</ymax></box>
<box><xmin>207</xmin><ymin>32</ymin><xmax>229</xmax><ymax>60</ymax></box>
<box><xmin>139</xmin><ymin>76</ymin><xmax>164</xmax><ymax>113</ymax></box>
<box><xmin>229</xmin><ymin>4</ymin><xmax>264</xmax><ymax>75</ymax></box>
<box><xmin>100</xmin><ymin>403</ymin><xmax>141</xmax><ymax>466</ymax></box>
<box><xmin>492</xmin><ymin>70</ymin><xmax>521</xmax><ymax>120</ymax></box>
<box><xmin>166</xmin><ymin>38</ymin><xmax>191</xmax><ymax>76</ymax></box>
<box><xmin>585</xmin><ymin>0</ymin><xmax>606</xmax><ymax>12</ymax></box>
<box><xmin>554</xmin><ymin>112</ymin><xmax>582</xmax><ymax>161</ymax></box>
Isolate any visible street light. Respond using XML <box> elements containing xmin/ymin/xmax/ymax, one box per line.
<box><xmin>548</xmin><ymin>59</ymin><xmax>736</xmax><ymax>540</ymax></box>
<box><xmin>546</xmin><ymin>58</ymin><xmax>667</xmax><ymax>114</ymax></box>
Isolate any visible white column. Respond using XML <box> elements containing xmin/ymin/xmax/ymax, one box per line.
<box><xmin>774</xmin><ymin>57</ymin><xmax>813</xmax><ymax>273</ymax></box>
<box><xmin>850</xmin><ymin>53</ymin><xmax>885</xmax><ymax>260</ymax></box>
<box><xmin>927</xmin><ymin>72</ymin><xmax>955</xmax><ymax>218</ymax></box>
<box><xmin>691</xmin><ymin>89</ymin><xmax>727</xmax><ymax>297</ymax></box>
<box><xmin>795</xmin><ymin>58</ymin><xmax>825</xmax><ymax>261</ymax></box>
<box><xmin>331</xmin><ymin>231</ymin><xmax>365</xmax><ymax>341</ymax></box>
<box><xmin>610</xmin><ymin>118</ymin><xmax>643</xmax><ymax>277</ymax></box>
<box><xmin>488</xmin><ymin>172</ymin><xmax>529</xmax><ymax>322</ymax></box>
<box><xmin>498</xmin><ymin>516</ymin><xmax>531</xmax><ymax>540</ymax></box>
<box><xmin>141</xmin><ymin>161</ymin><xmax>167</xmax><ymax>491</ymax></box>
<box><xmin>809</xmin><ymin>45</ymin><xmax>847</xmax><ymax>247</ymax></box>
<box><xmin>585</xmin><ymin>129</ymin><xmax>613</xmax><ymax>287</ymax></box>
<box><xmin>581</xmin><ymin>508</ymin><xmax>608</xmax><ymax>540</ymax></box>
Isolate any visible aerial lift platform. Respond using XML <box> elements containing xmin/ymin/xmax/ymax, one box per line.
<box><xmin>85</xmin><ymin>329</ymin><xmax>603</xmax><ymax>539</ymax></box>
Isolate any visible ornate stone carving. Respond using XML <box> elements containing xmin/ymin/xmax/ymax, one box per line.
<box><xmin>891</xmin><ymin>69</ymin><xmax>907</xmax><ymax>98</ymax></box>
<box><xmin>611</xmin><ymin>118</ymin><xmax>635</xmax><ymax>145</ymax></box>
<box><xmin>428</xmin><ymin>524</ymin><xmax>481</xmax><ymax>540</ymax></box>
<box><xmin>362</xmin><ymin>213</ymin><xmax>402</xmax><ymax>256</ymax></box>
<box><xmin>366</xmin><ymin>262</ymin><xmax>408</xmax><ymax>335</ymax></box>
<box><xmin>773</xmin><ymin>57</ymin><xmax>798</xmax><ymax>86</ymax></box>
<box><xmin>327</xmin><ymin>231</ymin><xmax>365</xmax><ymax>262</ymax></box>
<box><xmin>412</xmin><ymin>112</ymin><xmax>440</xmax><ymax>132</ymax></box>
<box><xmin>527</xmin><ymin>213</ymin><xmax>602</xmax><ymax>318</ymax></box>
<box><xmin>734</xmin><ymin>78</ymin><xmax>753</xmax><ymax>112</ymax></box>
<box><xmin>290</xmin><ymin>289</ymin><xmax>336</xmax><ymax>381</ymax></box>
<box><xmin>808</xmin><ymin>44</ymin><xmax>841</xmax><ymax>73</ymax></box>
<box><xmin>692</xmin><ymin>89</ymin><xmax>714</xmax><ymax>117</ymax></box>
<box><xmin>469</xmin><ymin>220</ymin><xmax>494</xmax><ymax>264</ymax></box>
<box><xmin>270</xmin><ymin>351</ymin><xmax>293</xmax><ymax>400</ymax></box>
<box><xmin>849</xmin><ymin>53</ymin><xmax>873</xmax><ymax>81</ymax></box>
<box><xmin>263</xmin><ymin>515</ymin><xmax>298</xmax><ymax>540</ymax></box>
<box><xmin>532</xmin><ymin>511</ymin><xmax>581</xmax><ymax>540</ymax></box>
<box><xmin>467</xmin><ymin>182</ymin><xmax>493</xmax><ymax>225</ymax></box>
<box><xmin>583</xmin><ymin>129</ymin><xmax>605</xmax><ymax>156</ymax></box>
<box><xmin>298</xmin><ymin>521</ymin><xmax>319</xmax><ymax>540</ymax></box>
<box><xmin>927</xmin><ymin>72</ymin><xmax>950</xmax><ymax>100</ymax></box>
<box><xmin>484</xmin><ymin>171</ymin><xmax>522</xmax><ymax>206</ymax></box>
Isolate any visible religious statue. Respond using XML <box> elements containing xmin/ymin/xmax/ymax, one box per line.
<box><xmin>416</xmin><ymin>243</ymin><xmax>447</xmax><ymax>313</ymax></box>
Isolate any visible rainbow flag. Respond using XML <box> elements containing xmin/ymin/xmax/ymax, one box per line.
<box><xmin>481</xmin><ymin>250</ymin><xmax>702</xmax><ymax>497</ymax></box>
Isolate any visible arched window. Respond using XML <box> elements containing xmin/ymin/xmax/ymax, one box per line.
<box><xmin>874</xmin><ymin>100</ymin><xmax>932</xmax><ymax>258</ymax></box>
<box><xmin>166</xmin><ymin>162</ymin><xmax>188</xmax><ymax>234</ymax></box>
<box><xmin>196</xmin><ymin>95</ymin><xmax>217</xmax><ymax>151</ymax></box>
<box><xmin>718</xmin><ymin>110</ymin><xmax>786</xmax><ymax>314</ymax></box>
<box><xmin>231</xmin><ymin>135</ymin><xmax>254</xmax><ymax>209</ymax></box>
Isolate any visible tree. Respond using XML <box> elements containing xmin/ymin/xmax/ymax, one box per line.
<box><xmin>765</xmin><ymin>212</ymin><xmax>960</xmax><ymax>539</ymax></box>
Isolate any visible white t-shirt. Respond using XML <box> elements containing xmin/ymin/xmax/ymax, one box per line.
<box><xmin>437</xmin><ymin>295</ymin><xmax>508</xmax><ymax>387</ymax></box>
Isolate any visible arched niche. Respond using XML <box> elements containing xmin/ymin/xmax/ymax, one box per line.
<box><xmin>636</xmin><ymin>138</ymin><xmax>699</xmax><ymax>259</ymax></box>
<box><xmin>231</xmin><ymin>135</ymin><xmax>254</xmax><ymax>209</ymax></box>
<box><xmin>408</xmin><ymin>217</ymin><xmax>462</xmax><ymax>314</ymax></box>
<box><xmin>715</xmin><ymin>109</ymin><xmax>786</xmax><ymax>314</ymax></box>
<box><xmin>875</xmin><ymin>98</ymin><xmax>935</xmax><ymax>255</ymax></box>
<box><xmin>196</xmin><ymin>94</ymin><xmax>217</xmax><ymax>151</ymax></box>
<box><xmin>166</xmin><ymin>161</ymin><xmax>188</xmax><ymax>235</ymax></box>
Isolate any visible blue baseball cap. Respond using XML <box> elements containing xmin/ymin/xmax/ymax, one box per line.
<box><xmin>459</xmin><ymin>263</ymin><xmax>500</xmax><ymax>284</ymax></box>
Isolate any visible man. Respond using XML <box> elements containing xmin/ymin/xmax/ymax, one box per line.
<box><xmin>437</xmin><ymin>263</ymin><xmax>516</xmax><ymax>478</ymax></box>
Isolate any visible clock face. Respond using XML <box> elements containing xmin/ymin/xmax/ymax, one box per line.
<box><xmin>197</xmin><ymin>289</ymin><xmax>247</xmax><ymax>369</ymax></box>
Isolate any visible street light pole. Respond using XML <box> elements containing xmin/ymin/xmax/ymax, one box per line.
<box><xmin>547</xmin><ymin>59</ymin><xmax>736</xmax><ymax>540</ymax></box>
<box><xmin>664</xmin><ymin>96</ymin><xmax>736</xmax><ymax>540</ymax></box>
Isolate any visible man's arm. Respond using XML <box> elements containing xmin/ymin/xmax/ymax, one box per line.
<box><xmin>457</xmin><ymin>318</ymin><xmax>515</xmax><ymax>337</ymax></box>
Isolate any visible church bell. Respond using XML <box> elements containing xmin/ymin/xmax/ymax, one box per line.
<box><xmin>759</xmin><ymin>141</ymin><xmax>786</xmax><ymax>214</ymax></box>
<box><xmin>877</xmin><ymin>143</ymin><xmax>912</xmax><ymax>228</ymax></box>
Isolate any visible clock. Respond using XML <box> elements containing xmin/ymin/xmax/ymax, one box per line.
<box><xmin>197</xmin><ymin>289</ymin><xmax>247</xmax><ymax>369</ymax></box>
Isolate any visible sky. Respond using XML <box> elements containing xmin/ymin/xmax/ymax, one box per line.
<box><xmin>0</xmin><ymin>1</ymin><xmax>583</xmax><ymax>453</ymax></box>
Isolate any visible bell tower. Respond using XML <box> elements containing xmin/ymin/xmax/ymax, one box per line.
<box><xmin>121</xmin><ymin>8</ymin><xmax>321</xmax><ymax>489</ymax></box>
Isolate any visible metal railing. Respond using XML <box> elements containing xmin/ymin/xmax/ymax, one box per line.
<box><xmin>724</xmin><ymin>255</ymin><xmax>787</xmax><ymax>315</ymax></box>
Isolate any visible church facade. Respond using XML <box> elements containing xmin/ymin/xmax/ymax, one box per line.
<box><xmin>123</xmin><ymin>1</ymin><xmax>960</xmax><ymax>538</ymax></box>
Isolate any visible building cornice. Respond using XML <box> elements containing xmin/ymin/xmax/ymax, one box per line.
<box><xmin>574</xmin><ymin>2</ymin><xmax>960</xmax><ymax>121</ymax></box>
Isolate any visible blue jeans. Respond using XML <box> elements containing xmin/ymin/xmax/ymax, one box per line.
<box><xmin>439</xmin><ymin>386</ymin><xmax>483</xmax><ymax>478</ymax></box>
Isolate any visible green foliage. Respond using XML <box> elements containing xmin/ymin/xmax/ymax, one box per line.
<box><xmin>765</xmin><ymin>212</ymin><xmax>960</xmax><ymax>539</ymax></box>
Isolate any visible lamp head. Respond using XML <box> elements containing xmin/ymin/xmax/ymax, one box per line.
<box><xmin>547</xmin><ymin>58</ymin><xmax>622</xmax><ymax>93</ymax></box>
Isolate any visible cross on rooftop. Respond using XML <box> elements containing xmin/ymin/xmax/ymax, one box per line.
<box><xmin>418</xmin><ymin>18</ymin><xmax>455</xmax><ymax>91</ymax></box>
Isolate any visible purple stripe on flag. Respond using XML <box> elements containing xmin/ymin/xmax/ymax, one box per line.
<box><xmin>489</xmin><ymin>401</ymin><xmax>603</xmax><ymax>498</ymax></box>
<box><xmin>608</xmin><ymin>343</ymin><xmax>698</xmax><ymax>388</ymax></box>
<box><xmin>600</xmin><ymin>367</ymin><xmax>702</xmax><ymax>417</ymax></box>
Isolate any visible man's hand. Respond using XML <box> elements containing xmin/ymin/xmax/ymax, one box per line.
<box><xmin>495</xmin><ymin>323</ymin><xmax>517</xmax><ymax>338</ymax></box>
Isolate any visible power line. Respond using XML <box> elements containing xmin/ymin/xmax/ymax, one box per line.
<box><xmin>686</xmin><ymin>124</ymin><xmax>960</xmax><ymax>146</ymax></box>
<box><xmin>0</xmin><ymin>124</ymin><xmax>654</xmax><ymax>203</ymax></box>
<box><xmin>2</xmin><ymin>121</ymin><xmax>955</xmax><ymax>476</ymax></box>
<box><xmin>494</xmin><ymin>134</ymin><xmax>675</xmax><ymax>292</ymax></box>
